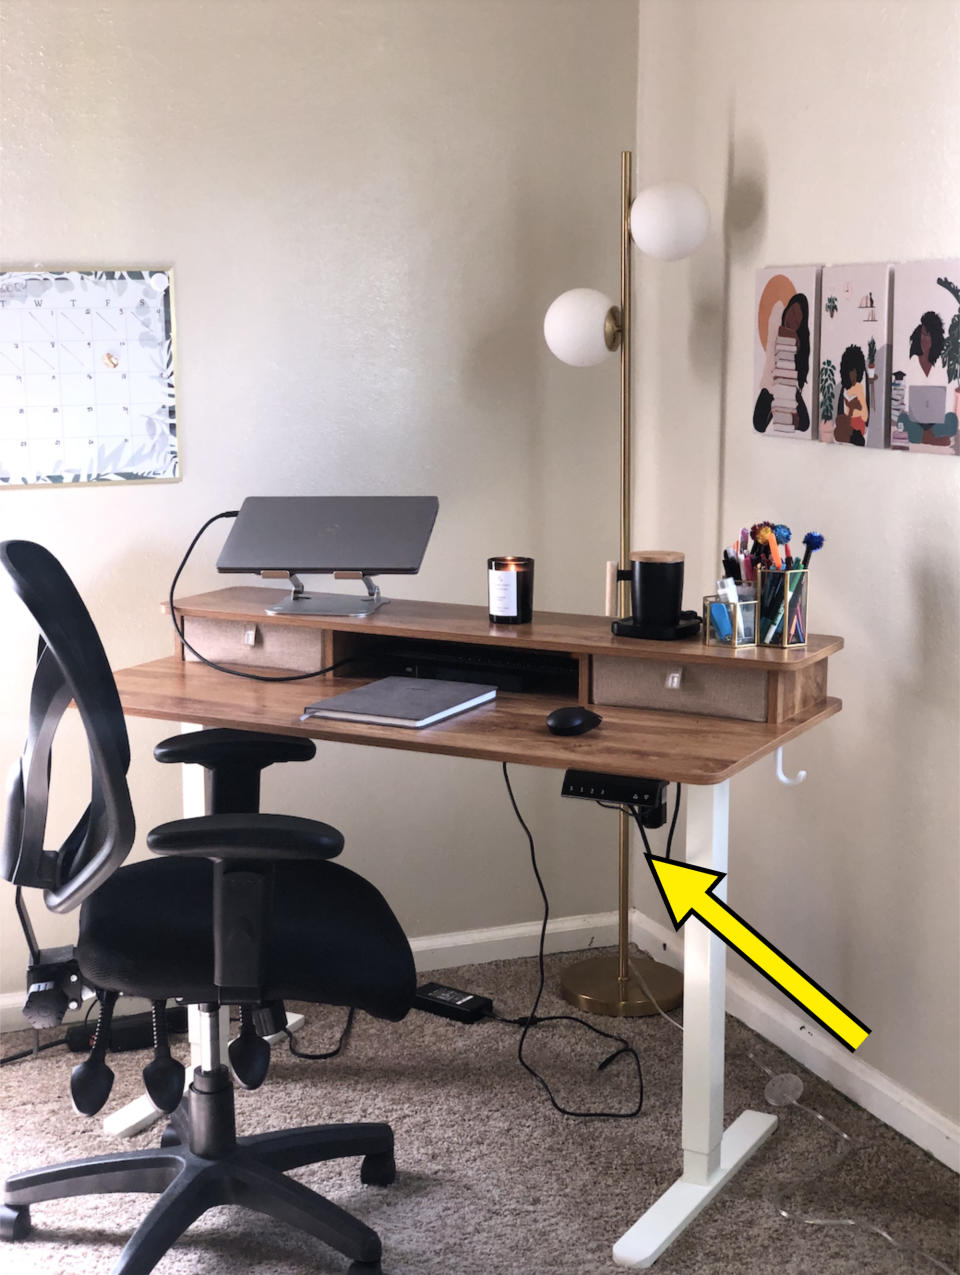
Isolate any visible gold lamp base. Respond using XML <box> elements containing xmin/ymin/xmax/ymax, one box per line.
<box><xmin>559</xmin><ymin>953</ymin><xmax>683</xmax><ymax>1018</ymax></box>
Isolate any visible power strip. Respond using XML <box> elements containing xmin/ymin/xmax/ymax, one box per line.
<box><xmin>561</xmin><ymin>769</ymin><xmax>665</xmax><ymax>808</ymax></box>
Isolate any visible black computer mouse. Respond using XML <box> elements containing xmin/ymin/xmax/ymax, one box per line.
<box><xmin>546</xmin><ymin>705</ymin><xmax>602</xmax><ymax>736</ymax></box>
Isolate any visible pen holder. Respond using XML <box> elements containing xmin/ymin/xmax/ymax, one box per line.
<box><xmin>702</xmin><ymin>595</ymin><xmax>757</xmax><ymax>648</ymax></box>
<box><xmin>757</xmin><ymin>567</ymin><xmax>808</xmax><ymax>648</ymax></box>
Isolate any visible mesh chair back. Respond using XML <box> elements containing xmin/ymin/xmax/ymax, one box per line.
<box><xmin>0</xmin><ymin>540</ymin><xmax>134</xmax><ymax>912</ymax></box>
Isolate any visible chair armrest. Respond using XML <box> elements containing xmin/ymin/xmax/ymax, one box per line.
<box><xmin>146</xmin><ymin>813</ymin><xmax>344</xmax><ymax>861</ymax></box>
<box><xmin>153</xmin><ymin>728</ymin><xmax>316</xmax><ymax>771</ymax></box>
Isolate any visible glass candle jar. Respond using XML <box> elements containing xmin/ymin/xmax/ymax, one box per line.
<box><xmin>487</xmin><ymin>556</ymin><xmax>534</xmax><ymax>624</ymax></box>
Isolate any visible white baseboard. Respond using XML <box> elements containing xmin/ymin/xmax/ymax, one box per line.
<box><xmin>628</xmin><ymin>910</ymin><xmax>960</xmax><ymax>1174</ymax></box>
<box><xmin>409</xmin><ymin>910</ymin><xmax>619</xmax><ymax>972</ymax></box>
<box><xmin>0</xmin><ymin>916</ymin><xmax>619</xmax><ymax>1035</ymax></box>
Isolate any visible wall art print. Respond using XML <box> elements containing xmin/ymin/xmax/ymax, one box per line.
<box><xmin>0</xmin><ymin>269</ymin><xmax>179</xmax><ymax>486</ymax></box>
<box><xmin>818</xmin><ymin>263</ymin><xmax>891</xmax><ymax>450</ymax></box>
<box><xmin>889</xmin><ymin>259</ymin><xmax>960</xmax><ymax>457</ymax></box>
<box><xmin>753</xmin><ymin>266</ymin><xmax>819</xmax><ymax>441</ymax></box>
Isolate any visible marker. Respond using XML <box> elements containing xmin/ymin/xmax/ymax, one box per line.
<box><xmin>709</xmin><ymin>599</ymin><xmax>733</xmax><ymax>641</ymax></box>
<box><xmin>717</xmin><ymin>577</ymin><xmax>743</xmax><ymax>641</ymax></box>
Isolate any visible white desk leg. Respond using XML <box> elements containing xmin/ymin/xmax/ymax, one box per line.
<box><xmin>613</xmin><ymin>781</ymin><xmax>777</xmax><ymax>1268</ymax></box>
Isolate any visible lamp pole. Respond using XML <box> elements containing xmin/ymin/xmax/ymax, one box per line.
<box><xmin>559</xmin><ymin>151</ymin><xmax>684</xmax><ymax>1018</ymax></box>
<box><xmin>617</xmin><ymin>150</ymin><xmax>633</xmax><ymax>1003</ymax></box>
<box><xmin>619</xmin><ymin>150</ymin><xmax>633</xmax><ymax>622</ymax></box>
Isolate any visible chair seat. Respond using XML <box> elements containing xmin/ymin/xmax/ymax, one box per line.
<box><xmin>76</xmin><ymin>857</ymin><xmax>415</xmax><ymax>1020</ymax></box>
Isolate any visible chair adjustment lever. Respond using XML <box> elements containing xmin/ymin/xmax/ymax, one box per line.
<box><xmin>142</xmin><ymin>1000</ymin><xmax>186</xmax><ymax>1114</ymax></box>
<box><xmin>70</xmin><ymin>989</ymin><xmax>118</xmax><ymax>1116</ymax></box>
<box><xmin>228</xmin><ymin>1006</ymin><xmax>272</xmax><ymax>1090</ymax></box>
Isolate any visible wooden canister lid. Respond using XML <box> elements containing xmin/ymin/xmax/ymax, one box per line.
<box><xmin>629</xmin><ymin>550</ymin><xmax>684</xmax><ymax>563</ymax></box>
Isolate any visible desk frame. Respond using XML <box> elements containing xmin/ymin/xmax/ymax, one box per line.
<box><xmin>612</xmin><ymin>780</ymin><xmax>777</xmax><ymax>1266</ymax></box>
<box><xmin>105</xmin><ymin>591</ymin><xmax>840</xmax><ymax>1267</ymax></box>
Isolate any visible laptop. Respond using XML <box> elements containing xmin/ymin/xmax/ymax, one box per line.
<box><xmin>217</xmin><ymin>495</ymin><xmax>439</xmax><ymax>616</ymax></box>
<box><xmin>908</xmin><ymin>385</ymin><xmax>946</xmax><ymax>424</ymax></box>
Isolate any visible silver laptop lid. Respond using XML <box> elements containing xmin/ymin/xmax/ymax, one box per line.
<box><xmin>908</xmin><ymin>385</ymin><xmax>946</xmax><ymax>424</ymax></box>
<box><xmin>216</xmin><ymin>496</ymin><xmax>439</xmax><ymax>575</ymax></box>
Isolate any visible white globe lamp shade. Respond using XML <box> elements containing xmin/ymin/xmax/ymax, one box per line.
<box><xmin>630</xmin><ymin>182</ymin><xmax>709</xmax><ymax>261</ymax></box>
<box><xmin>543</xmin><ymin>288</ymin><xmax>617</xmax><ymax>367</ymax></box>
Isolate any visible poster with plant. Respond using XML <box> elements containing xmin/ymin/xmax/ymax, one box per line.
<box><xmin>818</xmin><ymin>264</ymin><xmax>891</xmax><ymax>449</ymax></box>
<box><xmin>0</xmin><ymin>269</ymin><xmax>179</xmax><ymax>486</ymax></box>
<box><xmin>890</xmin><ymin>259</ymin><xmax>960</xmax><ymax>457</ymax></box>
<box><xmin>753</xmin><ymin>266</ymin><xmax>819</xmax><ymax>441</ymax></box>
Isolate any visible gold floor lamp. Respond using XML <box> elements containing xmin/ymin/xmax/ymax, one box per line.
<box><xmin>543</xmin><ymin>151</ymin><xmax>709</xmax><ymax>1016</ymax></box>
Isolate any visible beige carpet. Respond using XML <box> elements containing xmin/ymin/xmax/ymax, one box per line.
<box><xmin>1</xmin><ymin>947</ymin><xmax>957</xmax><ymax>1275</ymax></box>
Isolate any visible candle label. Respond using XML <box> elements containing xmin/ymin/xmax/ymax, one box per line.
<box><xmin>489</xmin><ymin>569</ymin><xmax>518</xmax><ymax>618</ymax></box>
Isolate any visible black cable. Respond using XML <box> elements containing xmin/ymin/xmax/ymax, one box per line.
<box><xmin>498</xmin><ymin>762</ymin><xmax>643</xmax><ymax>1118</ymax></box>
<box><xmin>283</xmin><ymin>1007</ymin><xmax>355</xmax><ymax>1060</ymax></box>
<box><xmin>169</xmin><ymin>510</ymin><xmax>356</xmax><ymax>683</ymax></box>
<box><xmin>0</xmin><ymin>1037</ymin><xmax>68</xmax><ymax>1066</ymax></box>
<box><xmin>634</xmin><ymin>816</ymin><xmax>653</xmax><ymax>858</ymax></box>
<box><xmin>665</xmin><ymin>781</ymin><xmax>682</xmax><ymax>858</ymax></box>
<box><xmin>627</xmin><ymin>782</ymin><xmax>682</xmax><ymax>861</ymax></box>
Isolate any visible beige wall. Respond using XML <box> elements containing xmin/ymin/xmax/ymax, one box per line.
<box><xmin>0</xmin><ymin>1</ymin><xmax>638</xmax><ymax>982</ymax></box>
<box><xmin>2</xmin><ymin>0</ymin><xmax>956</xmax><ymax>1136</ymax></box>
<box><xmin>631</xmin><ymin>0</ymin><xmax>959</xmax><ymax>1122</ymax></box>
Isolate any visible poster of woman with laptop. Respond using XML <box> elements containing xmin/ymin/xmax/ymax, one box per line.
<box><xmin>891</xmin><ymin>260</ymin><xmax>960</xmax><ymax>456</ymax></box>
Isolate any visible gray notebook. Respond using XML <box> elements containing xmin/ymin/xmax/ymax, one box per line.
<box><xmin>301</xmin><ymin>677</ymin><xmax>497</xmax><ymax>728</ymax></box>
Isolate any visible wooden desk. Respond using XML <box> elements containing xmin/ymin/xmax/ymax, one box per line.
<box><xmin>118</xmin><ymin>587</ymin><xmax>841</xmax><ymax>786</ymax></box>
<box><xmin>111</xmin><ymin>589</ymin><xmax>843</xmax><ymax>1269</ymax></box>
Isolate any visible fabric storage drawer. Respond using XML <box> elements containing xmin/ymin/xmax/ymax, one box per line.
<box><xmin>181</xmin><ymin>616</ymin><xmax>327</xmax><ymax>673</ymax></box>
<box><xmin>591</xmin><ymin>656</ymin><xmax>768</xmax><ymax>722</ymax></box>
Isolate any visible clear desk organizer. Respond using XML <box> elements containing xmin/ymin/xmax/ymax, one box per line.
<box><xmin>702</xmin><ymin>594</ymin><xmax>757</xmax><ymax>648</ymax></box>
<box><xmin>756</xmin><ymin>567</ymin><xmax>808</xmax><ymax>648</ymax></box>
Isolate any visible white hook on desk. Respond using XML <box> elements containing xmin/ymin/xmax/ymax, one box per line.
<box><xmin>775</xmin><ymin>747</ymin><xmax>806</xmax><ymax>786</ymax></box>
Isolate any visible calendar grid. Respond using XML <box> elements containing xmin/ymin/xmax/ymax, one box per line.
<box><xmin>0</xmin><ymin>269</ymin><xmax>179</xmax><ymax>487</ymax></box>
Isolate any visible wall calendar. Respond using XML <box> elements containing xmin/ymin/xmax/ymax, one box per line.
<box><xmin>0</xmin><ymin>269</ymin><xmax>179</xmax><ymax>487</ymax></box>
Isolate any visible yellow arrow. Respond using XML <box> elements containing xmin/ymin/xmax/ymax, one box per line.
<box><xmin>645</xmin><ymin>854</ymin><xmax>870</xmax><ymax>1052</ymax></box>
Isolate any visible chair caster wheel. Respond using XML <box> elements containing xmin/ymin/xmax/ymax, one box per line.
<box><xmin>0</xmin><ymin>1203</ymin><xmax>31</xmax><ymax>1241</ymax></box>
<box><xmin>159</xmin><ymin>1125</ymin><xmax>182</xmax><ymax>1148</ymax></box>
<box><xmin>360</xmin><ymin>1151</ymin><xmax>395</xmax><ymax>1186</ymax></box>
<box><xmin>347</xmin><ymin>1263</ymin><xmax>382</xmax><ymax>1274</ymax></box>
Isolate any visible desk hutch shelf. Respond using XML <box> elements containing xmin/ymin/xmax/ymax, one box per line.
<box><xmin>107</xmin><ymin>588</ymin><xmax>845</xmax><ymax>787</ymax></box>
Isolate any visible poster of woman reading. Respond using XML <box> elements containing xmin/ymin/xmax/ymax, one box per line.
<box><xmin>753</xmin><ymin>267</ymin><xmax>818</xmax><ymax>441</ymax></box>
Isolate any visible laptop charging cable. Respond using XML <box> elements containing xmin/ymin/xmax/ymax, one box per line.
<box><xmin>485</xmin><ymin>763</ymin><xmax>644</xmax><ymax>1119</ymax></box>
<box><xmin>169</xmin><ymin>510</ymin><xmax>357</xmax><ymax>683</ymax></box>
<box><xmin>414</xmin><ymin>773</ymin><xmax>695</xmax><ymax>1115</ymax></box>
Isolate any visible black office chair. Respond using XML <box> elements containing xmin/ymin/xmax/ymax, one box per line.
<box><xmin>0</xmin><ymin>540</ymin><xmax>416</xmax><ymax>1275</ymax></box>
